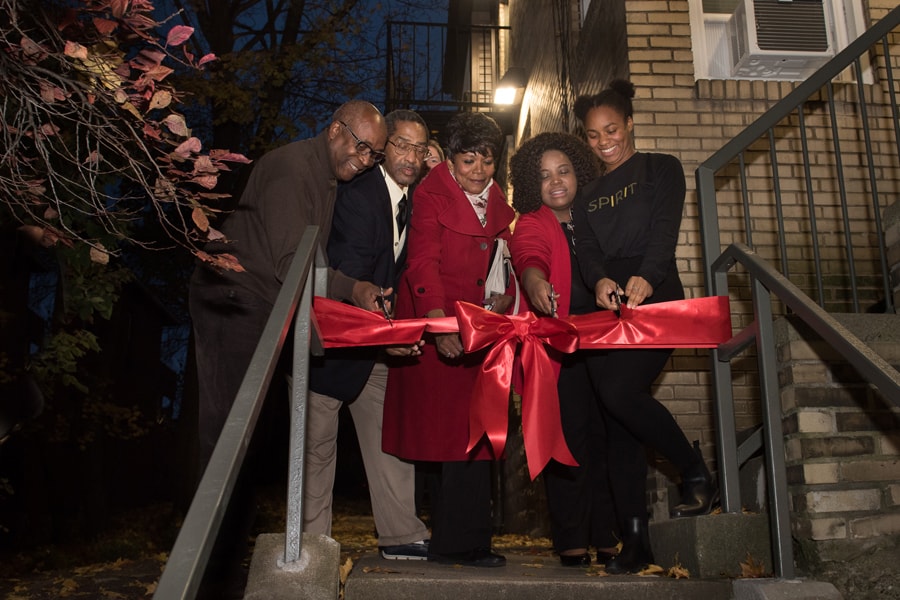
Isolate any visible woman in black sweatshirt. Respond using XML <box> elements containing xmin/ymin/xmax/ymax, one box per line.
<box><xmin>572</xmin><ymin>79</ymin><xmax>718</xmax><ymax>574</ymax></box>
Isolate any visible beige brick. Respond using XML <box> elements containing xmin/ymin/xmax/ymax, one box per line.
<box><xmin>781</xmin><ymin>387</ymin><xmax>798</xmax><ymax>412</ymax></box>
<box><xmin>805</xmin><ymin>489</ymin><xmax>881</xmax><ymax>513</ymax></box>
<box><xmin>670</xmin><ymin>385</ymin><xmax>712</xmax><ymax>400</ymax></box>
<box><xmin>880</xmin><ymin>434</ymin><xmax>900</xmax><ymax>455</ymax></box>
<box><xmin>785</xmin><ymin>438</ymin><xmax>802</xmax><ymax>463</ymax></box>
<box><xmin>656</xmin><ymin>371</ymin><xmax>699</xmax><ymax>385</ymax></box>
<box><xmin>796</xmin><ymin>410</ymin><xmax>835</xmax><ymax>433</ymax></box>
<box><xmin>803</xmin><ymin>463</ymin><xmax>841</xmax><ymax>485</ymax></box>
<box><xmin>787</xmin><ymin>363</ymin><xmax>831</xmax><ymax>384</ymax></box>
<box><xmin>809</xmin><ymin>517</ymin><xmax>848</xmax><ymax>540</ymax></box>
<box><xmin>627</xmin><ymin>24</ymin><xmax>672</xmax><ymax>35</ymax></box>
<box><xmin>888</xmin><ymin>484</ymin><xmax>900</xmax><ymax>506</ymax></box>
<box><xmin>849</xmin><ymin>512</ymin><xmax>900</xmax><ymax>538</ymax></box>
<box><xmin>664</xmin><ymin>399</ymin><xmax>702</xmax><ymax>415</ymax></box>
<box><xmin>629</xmin><ymin>49</ymin><xmax>674</xmax><ymax>62</ymax></box>
<box><xmin>841</xmin><ymin>459</ymin><xmax>900</xmax><ymax>482</ymax></box>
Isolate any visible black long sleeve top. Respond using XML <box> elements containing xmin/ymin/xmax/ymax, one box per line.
<box><xmin>573</xmin><ymin>152</ymin><xmax>686</xmax><ymax>298</ymax></box>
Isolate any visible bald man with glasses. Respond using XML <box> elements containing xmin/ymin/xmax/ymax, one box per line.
<box><xmin>190</xmin><ymin>99</ymin><xmax>390</xmax><ymax>474</ymax></box>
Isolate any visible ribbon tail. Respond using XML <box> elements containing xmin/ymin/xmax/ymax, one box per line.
<box><xmin>520</xmin><ymin>341</ymin><xmax>577</xmax><ymax>480</ymax></box>
<box><xmin>467</xmin><ymin>340</ymin><xmax>515</xmax><ymax>459</ymax></box>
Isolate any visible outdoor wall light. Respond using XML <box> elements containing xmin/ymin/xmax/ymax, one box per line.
<box><xmin>493</xmin><ymin>67</ymin><xmax>527</xmax><ymax>105</ymax></box>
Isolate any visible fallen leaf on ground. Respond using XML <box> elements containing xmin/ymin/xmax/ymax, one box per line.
<box><xmin>638</xmin><ymin>563</ymin><xmax>665</xmax><ymax>576</ymax></box>
<box><xmin>361</xmin><ymin>566</ymin><xmax>401</xmax><ymax>574</ymax></box>
<box><xmin>740</xmin><ymin>552</ymin><xmax>767</xmax><ymax>578</ymax></box>
<box><xmin>339</xmin><ymin>557</ymin><xmax>354</xmax><ymax>584</ymax></box>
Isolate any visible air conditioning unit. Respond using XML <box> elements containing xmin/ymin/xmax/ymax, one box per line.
<box><xmin>727</xmin><ymin>0</ymin><xmax>835</xmax><ymax>80</ymax></box>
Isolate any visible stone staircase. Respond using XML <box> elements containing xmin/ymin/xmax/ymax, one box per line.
<box><xmin>244</xmin><ymin>512</ymin><xmax>842</xmax><ymax>600</ymax></box>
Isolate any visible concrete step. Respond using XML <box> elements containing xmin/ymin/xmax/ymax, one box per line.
<box><xmin>344</xmin><ymin>551</ymin><xmax>733</xmax><ymax>600</ymax></box>
<box><xmin>246</xmin><ymin>532</ymin><xmax>842</xmax><ymax>600</ymax></box>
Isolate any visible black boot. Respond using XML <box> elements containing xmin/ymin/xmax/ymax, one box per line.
<box><xmin>670</xmin><ymin>440</ymin><xmax>720</xmax><ymax>518</ymax></box>
<box><xmin>605</xmin><ymin>517</ymin><xmax>654</xmax><ymax>574</ymax></box>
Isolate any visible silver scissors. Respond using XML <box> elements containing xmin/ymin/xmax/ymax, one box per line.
<box><xmin>548</xmin><ymin>284</ymin><xmax>558</xmax><ymax>317</ymax></box>
<box><xmin>610</xmin><ymin>287</ymin><xmax>623</xmax><ymax>316</ymax></box>
<box><xmin>376</xmin><ymin>287</ymin><xmax>393</xmax><ymax>327</ymax></box>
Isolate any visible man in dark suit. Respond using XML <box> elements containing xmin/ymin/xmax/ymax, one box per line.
<box><xmin>306</xmin><ymin>110</ymin><xmax>432</xmax><ymax>559</ymax></box>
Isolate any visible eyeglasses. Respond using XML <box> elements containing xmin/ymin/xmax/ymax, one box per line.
<box><xmin>338</xmin><ymin>120</ymin><xmax>385</xmax><ymax>162</ymax></box>
<box><xmin>388</xmin><ymin>139</ymin><xmax>429</xmax><ymax>159</ymax></box>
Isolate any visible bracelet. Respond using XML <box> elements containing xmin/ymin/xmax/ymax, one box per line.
<box><xmin>484</xmin><ymin>302</ymin><xmax>495</xmax><ymax>312</ymax></box>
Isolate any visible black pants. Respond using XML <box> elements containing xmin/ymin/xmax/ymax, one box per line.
<box><xmin>585</xmin><ymin>347</ymin><xmax>696</xmax><ymax>522</ymax></box>
<box><xmin>428</xmin><ymin>460</ymin><xmax>493</xmax><ymax>554</ymax></box>
<box><xmin>543</xmin><ymin>354</ymin><xmax>618</xmax><ymax>552</ymax></box>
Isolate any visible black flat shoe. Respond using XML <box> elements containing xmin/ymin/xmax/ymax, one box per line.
<box><xmin>427</xmin><ymin>547</ymin><xmax>506</xmax><ymax>567</ymax></box>
<box><xmin>559</xmin><ymin>552</ymin><xmax>592</xmax><ymax>567</ymax></box>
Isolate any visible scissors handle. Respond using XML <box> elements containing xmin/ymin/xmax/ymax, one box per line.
<box><xmin>377</xmin><ymin>287</ymin><xmax>393</xmax><ymax>325</ymax></box>
<box><xmin>548</xmin><ymin>284</ymin><xmax>558</xmax><ymax>317</ymax></box>
<box><xmin>609</xmin><ymin>285</ymin><xmax>623</xmax><ymax>314</ymax></box>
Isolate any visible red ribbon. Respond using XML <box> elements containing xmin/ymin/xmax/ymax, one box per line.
<box><xmin>311</xmin><ymin>297</ymin><xmax>456</xmax><ymax>346</ymax></box>
<box><xmin>570</xmin><ymin>296</ymin><xmax>732</xmax><ymax>349</ymax></box>
<box><xmin>312</xmin><ymin>295</ymin><xmax>732</xmax><ymax>479</ymax></box>
<box><xmin>455</xmin><ymin>302</ymin><xmax>579</xmax><ymax>480</ymax></box>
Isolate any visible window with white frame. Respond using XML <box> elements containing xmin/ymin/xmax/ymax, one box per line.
<box><xmin>689</xmin><ymin>0</ymin><xmax>870</xmax><ymax>81</ymax></box>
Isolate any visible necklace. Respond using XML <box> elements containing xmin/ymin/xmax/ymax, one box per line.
<box><xmin>562</xmin><ymin>210</ymin><xmax>576</xmax><ymax>255</ymax></box>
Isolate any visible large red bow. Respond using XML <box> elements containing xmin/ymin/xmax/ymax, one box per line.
<box><xmin>312</xmin><ymin>295</ymin><xmax>733</xmax><ymax>479</ymax></box>
<box><xmin>456</xmin><ymin>302</ymin><xmax>579</xmax><ymax>480</ymax></box>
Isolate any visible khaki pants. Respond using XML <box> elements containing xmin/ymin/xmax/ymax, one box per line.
<box><xmin>303</xmin><ymin>362</ymin><xmax>429</xmax><ymax>546</ymax></box>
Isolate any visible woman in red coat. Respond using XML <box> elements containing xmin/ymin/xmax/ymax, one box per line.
<box><xmin>508</xmin><ymin>132</ymin><xmax>619</xmax><ymax>568</ymax></box>
<box><xmin>383</xmin><ymin>112</ymin><xmax>515</xmax><ymax>567</ymax></box>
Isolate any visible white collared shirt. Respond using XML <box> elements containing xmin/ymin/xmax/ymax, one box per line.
<box><xmin>380</xmin><ymin>165</ymin><xmax>408</xmax><ymax>260</ymax></box>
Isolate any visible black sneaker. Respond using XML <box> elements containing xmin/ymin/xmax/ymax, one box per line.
<box><xmin>380</xmin><ymin>540</ymin><xmax>429</xmax><ymax>560</ymax></box>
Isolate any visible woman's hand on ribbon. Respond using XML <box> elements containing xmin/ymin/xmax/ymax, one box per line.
<box><xmin>435</xmin><ymin>332</ymin><xmax>464</xmax><ymax>359</ymax></box>
<box><xmin>623</xmin><ymin>276</ymin><xmax>653</xmax><ymax>309</ymax></box>
<box><xmin>384</xmin><ymin>340</ymin><xmax>424</xmax><ymax>357</ymax></box>
<box><xmin>427</xmin><ymin>308</ymin><xmax>464</xmax><ymax>359</ymax></box>
<box><xmin>594</xmin><ymin>278</ymin><xmax>622</xmax><ymax>311</ymax></box>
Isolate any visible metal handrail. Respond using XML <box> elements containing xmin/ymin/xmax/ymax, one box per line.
<box><xmin>710</xmin><ymin>243</ymin><xmax>900</xmax><ymax>579</ymax></box>
<box><xmin>696</xmin><ymin>5</ymin><xmax>900</xmax><ymax>580</ymax></box>
<box><xmin>154</xmin><ymin>226</ymin><xmax>324</xmax><ymax>599</ymax></box>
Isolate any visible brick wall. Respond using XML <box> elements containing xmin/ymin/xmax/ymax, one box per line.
<box><xmin>505</xmin><ymin>0</ymin><xmax>900</xmax><ymax>558</ymax></box>
<box><xmin>777</xmin><ymin>314</ymin><xmax>900</xmax><ymax>561</ymax></box>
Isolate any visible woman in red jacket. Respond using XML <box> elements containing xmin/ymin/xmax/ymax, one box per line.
<box><xmin>508</xmin><ymin>132</ymin><xmax>619</xmax><ymax>567</ymax></box>
<box><xmin>383</xmin><ymin>112</ymin><xmax>515</xmax><ymax>567</ymax></box>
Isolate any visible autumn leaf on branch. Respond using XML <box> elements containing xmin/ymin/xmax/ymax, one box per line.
<box><xmin>0</xmin><ymin>0</ymin><xmax>249</xmax><ymax>267</ymax></box>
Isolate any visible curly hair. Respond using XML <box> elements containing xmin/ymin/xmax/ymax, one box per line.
<box><xmin>573</xmin><ymin>79</ymin><xmax>636</xmax><ymax>124</ymax></box>
<box><xmin>444</xmin><ymin>112</ymin><xmax>503</xmax><ymax>159</ymax></box>
<box><xmin>509</xmin><ymin>132</ymin><xmax>599</xmax><ymax>214</ymax></box>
